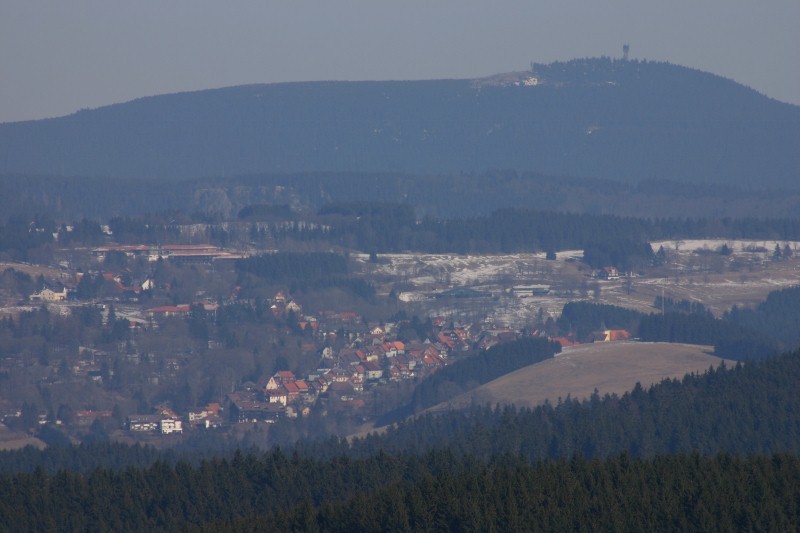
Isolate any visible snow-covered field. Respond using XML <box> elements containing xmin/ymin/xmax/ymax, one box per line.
<box><xmin>356</xmin><ymin>252</ymin><xmax>580</xmax><ymax>288</ymax></box>
<box><xmin>356</xmin><ymin>242</ymin><xmax>800</xmax><ymax>327</ymax></box>
<box><xmin>357</xmin><ymin>252</ymin><xmax>592</xmax><ymax>328</ymax></box>
<box><xmin>651</xmin><ymin>239</ymin><xmax>800</xmax><ymax>256</ymax></box>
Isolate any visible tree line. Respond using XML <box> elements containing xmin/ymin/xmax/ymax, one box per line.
<box><xmin>0</xmin><ymin>448</ymin><xmax>797</xmax><ymax>531</ymax></box>
<box><xmin>409</xmin><ymin>337</ymin><xmax>560</xmax><ymax>414</ymax></box>
<box><xmin>554</xmin><ymin>286</ymin><xmax>800</xmax><ymax>360</ymax></box>
<box><xmin>236</xmin><ymin>252</ymin><xmax>348</xmax><ymax>282</ymax></box>
<box><xmin>557</xmin><ymin>301</ymin><xmax>643</xmax><ymax>340</ymax></box>
<box><xmin>236</xmin><ymin>252</ymin><xmax>376</xmax><ymax>301</ymax></box>
<box><xmin>4</xmin><ymin>346</ymin><xmax>800</xmax><ymax>474</ymax></box>
<box><xmin>1</xmin><ymin>348</ymin><xmax>799</xmax><ymax>529</ymax></box>
<box><xmin>637</xmin><ymin>312</ymin><xmax>777</xmax><ymax>360</ymax></box>
<box><xmin>338</xmin><ymin>349</ymin><xmax>800</xmax><ymax>461</ymax></box>
<box><xmin>5</xmin><ymin>201</ymin><xmax>800</xmax><ymax>274</ymax></box>
<box><xmin>7</xmin><ymin>172</ymin><xmax>800</xmax><ymax>225</ymax></box>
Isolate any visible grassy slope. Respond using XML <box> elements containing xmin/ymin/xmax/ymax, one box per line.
<box><xmin>428</xmin><ymin>341</ymin><xmax>732</xmax><ymax>411</ymax></box>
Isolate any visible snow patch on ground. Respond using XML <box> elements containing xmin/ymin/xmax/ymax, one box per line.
<box><xmin>652</xmin><ymin>239</ymin><xmax>800</xmax><ymax>254</ymax></box>
<box><xmin>358</xmin><ymin>244</ymin><xmax>800</xmax><ymax>327</ymax></box>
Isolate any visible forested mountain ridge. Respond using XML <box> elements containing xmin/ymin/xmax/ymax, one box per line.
<box><xmin>2</xmin><ymin>58</ymin><xmax>798</xmax><ymax>188</ymax></box>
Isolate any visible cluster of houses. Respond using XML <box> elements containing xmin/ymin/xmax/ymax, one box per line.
<box><xmin>126</xmin><ymin>404</ymin><xmax>224</xmax><ymax>434</ymax></box>
<box><xmin>101</xmin><ymin>296</ymin><xmax>634</xmax><ymax>436</ymax></box>
<box><xmin>28</xmin><ymin>271</ymin><xmax>153</xmax><ymax>304</ymax></box>
<box><xmin>215</xmin><ymin>306</ymin><xmax>540</xmax><ymax>425</ymax></box>
<box><xmin>22</xmin><ymin>257</ymin><xmax>638</xmax><ymax>438</ymax></box>
<box><xmin>27</xmin><ymin>241</ymin><xmax>249</xmax><ymax>306</ymax></box>
<box><xmin>122</xmin><ymin>289</ymin><xmax>535</xmax><ymax>431</ymax></box>
<box><xmin>126</xmin><ymin>406</ymin><xmax>179</xmax><ymax>433</ymax></box>
<box><xmin>225</xmin><ymin>338</ymin><xmax>455</xmax><ymax>424</ymax></box>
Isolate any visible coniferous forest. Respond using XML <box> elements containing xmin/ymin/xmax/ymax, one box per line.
<box><xmin>2</xmin><ymin>232</ymin><xmax>800</xmax><ymax>529</ymax></box>
<box><xmin>1</xmin><ymin>451</ymin><xmax>797</xmax><ymax>531</ymax></box>
<box><xmin>3</xmin><ymin>206</ymin><xmax>800</xmax><ymax>529</ymax></box>
<box><xmin>1</xmin><ymin>348</ymin><xmax>800</xmax><ymax>529</ymax></box>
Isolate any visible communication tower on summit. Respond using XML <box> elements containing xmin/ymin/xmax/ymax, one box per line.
<box><xmin>622</xmin><ymin>43</ymin><xmax>630</xmax><ymax>61</ymax></box>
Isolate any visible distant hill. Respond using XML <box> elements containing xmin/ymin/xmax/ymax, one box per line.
<box><xmin>427</xmin><ymin>342</ymin><xmax>731</xmax><ymax>412</ymax></box>
<box><xmin>1</xmin><ymin>58</ymin><xmax>798</xmax><ymax>188</ymax></box>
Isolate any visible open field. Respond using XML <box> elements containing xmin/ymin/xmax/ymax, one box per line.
<box><xmin>0</xmin><ymin>262</ymin><xmax>65</xmax><ymax>280</ymax></box>
<box><xmin>427</xmin><ymin>342</ymin><xmax>733</xmax><ymax>412</ymax></box>
<box><xmin>0</xmin><ymin>423</ymin><xmax>46</xmax><ymax>451</ymax></box>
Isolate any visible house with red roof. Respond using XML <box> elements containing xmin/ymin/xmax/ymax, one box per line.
<box><xmin>275</xmin><ymin>370</ymin><xmax>296</xmax><ymax>383</ymax></box>
<box><xmin>146</xmin><ymin>305</ymin><xmax>191</xmax><ymax>318</ymax></box>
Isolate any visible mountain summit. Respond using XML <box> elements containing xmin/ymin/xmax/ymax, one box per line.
<box><xmin>2</xmin><ymin>58</ymin><xmax>798</xmax><ymax>188</ymax></box>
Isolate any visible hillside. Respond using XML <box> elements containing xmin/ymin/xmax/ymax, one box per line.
<box><xmin>429</xmin><ymin>341</ymin><xmax>731</xmax><ymax>411</ymax></box>
<box><xmin>1</xmin><ymin>58</ymin><xmax>798</xmax><ymax>188</ymax></box>
<box><xmin>7</xmin><ymin>172</ymin><xmax>800</xmax><ymax>223</ymax></box>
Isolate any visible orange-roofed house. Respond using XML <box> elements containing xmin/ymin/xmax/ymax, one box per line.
<box><xmin>436</xmin><ymin>334</ymin><xmax>456</xmax><ymax>351</ymax></box>
<box><xmin>603</xmin><ymin>329</ymin><xmax>632</xmax><ymax>342</ymax></box>
<box><xmin>275</xmin><ymin>370</ymin><xmax>297</xmax><ymax>383</ymax></box>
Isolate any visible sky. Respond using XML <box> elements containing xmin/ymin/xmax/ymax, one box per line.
<box><xmin>1</xmin><ymin>1</ymin><xmax>798</xmax><ymax>123</ymax></box>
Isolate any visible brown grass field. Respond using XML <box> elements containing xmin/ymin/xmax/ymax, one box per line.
<box><xmin>0</xmin><ymin>423</ymin><xmax>46</xmax><ymax>451</ymax></box>
<box><xmin>428</xmin><ymin>341</ymin><xmax>733</xmax><ymax>412</ymax></box>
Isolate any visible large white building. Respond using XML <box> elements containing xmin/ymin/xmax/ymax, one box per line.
<box><xmin>159</xmin><ymin>418</ymin><xmax>183</xmax><ymax>434</ymax></box>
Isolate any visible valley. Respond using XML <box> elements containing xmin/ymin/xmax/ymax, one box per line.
<box><xmin>2</xmin><ymin>8</ymin><xmax>799</xmax><ymax>526</ymax></box>
<box><xmin>1</xmin><ymin>229</ymin><xmax>798</xmax><ymax>449</ymax></box>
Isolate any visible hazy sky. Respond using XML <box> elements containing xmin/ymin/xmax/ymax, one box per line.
<box><xmin>1</xmin><ymin>1</ymin><xmax>798</xmax><ymax>123</ymax></box>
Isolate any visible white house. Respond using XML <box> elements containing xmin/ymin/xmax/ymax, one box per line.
<box><xmin>29</xmin><ymin>288</ymin><xmax>68</xmax><ymax>302</ymax></box>
<box><xmin>159</xmin><ymin>418</ymin><xmax>183</xmax><ymax>434</ymax></box>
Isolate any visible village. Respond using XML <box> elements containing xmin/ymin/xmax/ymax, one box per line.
<box><xmin>1</xmin><ymin>237</ymin><xmax>561</xmax><ymax>443</ymax></box>
<box><xmin>2</xmin><ymin>230</ymin><xmax>800</xmax><ymax>446</ymax></box>
<box><xmin>6</xmin><ymin>281</ymin><xmax>543</xmax><ymax>441</ymax></box>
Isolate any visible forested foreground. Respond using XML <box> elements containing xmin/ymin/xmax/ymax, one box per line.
<box><xmin>331</xmin><ymin>349</ymin><xmax>800</xmax><ymax>461</ymax></box>
<box><xmin>1</xmin><ymin>352</ymin><xmax>800</xmax><ymax>529</ymax></box>
<box><xmin>0</xmin><ymin>451</ymin><xmax>797</xmax><ymax>531</ymax></box>
<box><xmin>2</xmin><ymin>347</ymin><xmax>800</xmax><ymax>476</ymax></box>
